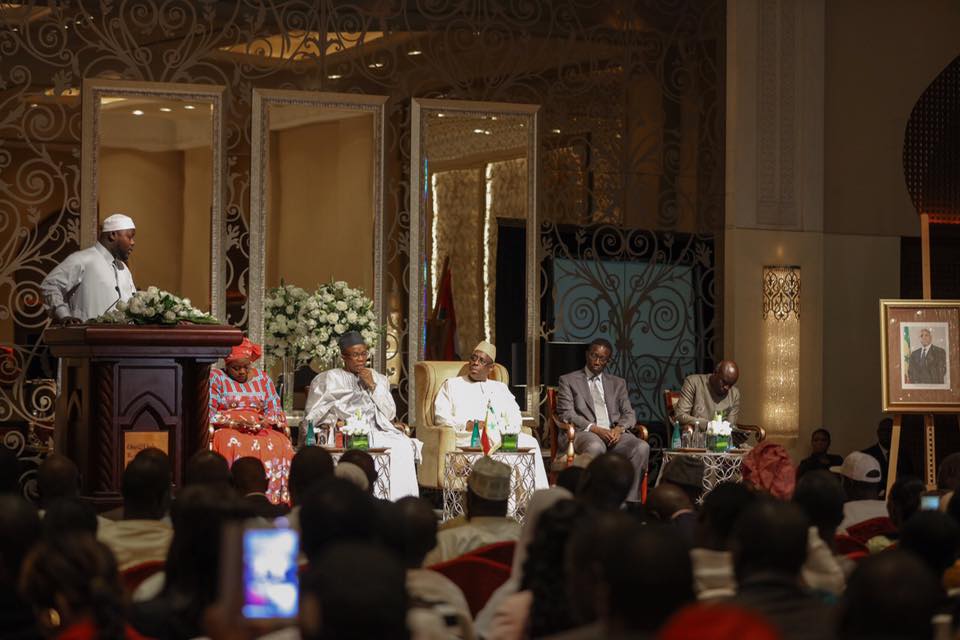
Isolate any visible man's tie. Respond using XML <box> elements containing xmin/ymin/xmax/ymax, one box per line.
<box><xmin>922</xmin><ymin>348</ymin><xmax>928</xmax><ymax>361</ymax></box>
<box><xmin>590</xmin><ymin>377</ymin><xmax>611</xmax><ymax>428</ymax></box>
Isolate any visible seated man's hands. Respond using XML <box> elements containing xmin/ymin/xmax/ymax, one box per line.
<box><xmin>357</xmin><ymin>367</ymin><xmax>375</xmax><ymax>390</ymax></box>
<box><xmin>609</xmin><ymin>425</ymin><xmax>624</xmax><ymax>445</ymax></box>
<box><xmin>393</xmin><ymin>419</ymin><xmax>410</xmax><ymax>436</ymax></box>
<box><xmin>589</xmin><ymin>424</ymin><xmax>614</xmax><ymax>444</ymax></box>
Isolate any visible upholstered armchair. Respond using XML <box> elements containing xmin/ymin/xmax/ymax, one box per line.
<box><xmin>414</xmin><ymin>360</ymin><xmax>530</xmax><ymax>488</ymax></box>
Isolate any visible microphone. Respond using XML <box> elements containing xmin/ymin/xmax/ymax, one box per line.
<box><xmin>104</xmin><ymin>285</ymin><xmax>122</xmax><ymax>313</ymax></box>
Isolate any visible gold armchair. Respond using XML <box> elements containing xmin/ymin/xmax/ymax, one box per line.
<box><xmin>414</xmin><ymin>360</ymin><xmax>528</xmax><ymax>488</ymax></box>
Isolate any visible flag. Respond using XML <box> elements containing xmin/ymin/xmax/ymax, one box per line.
<box><xmin>903</xmin><ymin>325</ymin><xmax>912</xmax><ymax>382</ymax></box>
<box><xmin>481</xmin><ymin>401</ymin><xmax>502</xmax><ymax>455</ymax></box>
<box><xmin>426</xmin><ymin>256</ymin><xmax>459</xmax><ymax>360</ymax></box>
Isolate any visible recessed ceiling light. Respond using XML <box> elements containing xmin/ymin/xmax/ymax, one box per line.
<box><xmin>437</xmin><ymin>113</ymin><xmax>445</xmax><ymax>118</ymax></box>
<box><xmin>12</xmin><ymin>27</ymin><xmax>19</xmax><ymax>33</ymax></box>
<box><xmin>473</xmin><ymin>128</ymin><xmax>485</xmax><ymax>134</ymax></box>
<box><xmin>490</xmin><ymin>116</ymin><xmax>498</xmax><ymax>121</ymax></box>
<box><xmin>159</xmin><ymin>107</ymin><xmax>172</xmax><ymax>112</ymax></box>
<box><xmin>29</xmin><ymin>103</ymin><xmax>38</xmax><ymax>109</ymax></box>
<box><xmin>327</xmin><ymin>74</ymin><xmax>342</xmax><ymax>79</ymax></box>
<box><xmin>552</xmin><ymin>128</ymin><xmax>561</xmax><ymax>134</ymax></box>
<box><xmin>407</xmin><ymin>50</ymin><xmax>422</xmax><ymax>56</ymax></box>
<box><xmin>183</xmin><ymin>105</ymin><xmax>195</xmax><ymax>110</ymax></box>
<box><xmin>367</xmin><ymin>62</ymin><xmax>384</xmax><ymax>69</ymax></box>
<box><xmin>132</xmin><ymin>109</ymin><xmax>144</xmax><ymax>116</ymax></box>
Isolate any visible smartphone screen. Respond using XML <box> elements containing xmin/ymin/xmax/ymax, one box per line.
<box><xmin>241</xmin><ymin>527</ymin><xmax>300</xmax><ymax>620</ymax></box>
<box><xmin>921</xmin><ymin>494</ymin><xmax>941</xmax><ymax>511</ymax></box>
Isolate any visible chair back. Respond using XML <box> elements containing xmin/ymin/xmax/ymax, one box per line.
<box><xmin>663</xmin><ymin>389</ymin><xmax>681</xmax><ymax>423</ymax></box>
<box><xmin>414</xmin><ymin>361</ymin><xmax>509</xmax><ymax>426</ymax></box>
<box><xmin>120</xmin><ymin>560</ymin><xmax>166</xmax><ymax>594</ymax></box>
<box><xmin>467</xmin><ymin>540</ymin><xmax>516</xmax><ymax>567</ymax></box>
<box><xmin>429</xmin><ymin>555</ymin><xmax>511</xmax><ymax>617</ymax></box>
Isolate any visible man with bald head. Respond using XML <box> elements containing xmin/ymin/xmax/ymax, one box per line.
<box><xmin>676</xmin><ymin>360</ymin><xmax>741</xmax><ymax>428</ymax></box>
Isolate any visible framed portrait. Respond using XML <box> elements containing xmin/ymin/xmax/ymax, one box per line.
<box><xmin>881</xmin><ymin>299</ymin><xmax>960</xmax><ymax>412</ymax></box>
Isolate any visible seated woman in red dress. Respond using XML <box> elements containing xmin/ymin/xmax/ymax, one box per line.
<box><xmin>209</xmin><ymin>338</ymin><xmax>293</xmax><ymax>503</ymax></box>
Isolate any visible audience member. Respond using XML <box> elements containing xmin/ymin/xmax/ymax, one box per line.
<box><xmin>860</xmin><ymin>417</ymin><xmax>893</xmax><ymax>494</ymax></box>
<box><xmin>792</xmin><ymin>470</ymin><xmax>847</xmax><ymax>595</ymax></box>
<box><xmin>0</xmin><ymin>445</ymin><xmax>21</xmax><ymax>494</ymax></box>
<box><xmin>832</xmin><ymin>451</ymin><xmax>886</xmax><ymax>533</ymax></box>
<box><xmin>339</xmin><ymin>449</ymin><xmax>378</xmax><ymax>494</ymax></box>
<box><xmin>488</xmin><ymin>499</ymin><xmax>586</xmax><ymax>639</ymax></box>
<box><xmin>564</xmin><ymin>512</ymin><xmax>694</xmax><ymax>637</ymax></box>
<box><xmin>0</xmin><ymin>495</ymin><xmax>41</xmax><ymax>640</ymax></box>
<box><xmin>899</xmin><ymin>511</ymin><xmax>960</xmax><ymax>580</ymax></box>
<box><xmin>659</xmin><ymin>603</ymin><xmax>781</xmax><ymax>640</ymax></box>
<box><xmin>938</xmin><ymin>452</ymin><xmax>960</xmax><ymax>492</ymax></box>
<box><xmin>647</xmin><ymin>481</ymin><xmax>697</xmax><ymax>547</ymax></box>
<box><xmin>425</xmin><ymin>457</ymin><xmax>520</xmax><ymax>564</ymax></box>
<box><xmin>796</xmin><ymin>428</ymin><xmax>843</xmax><ymax>478</ymax></box>
<box><xmin>659</xmin><ymin>455</ymin><xmax>705</xmax><ymax>506</ymax></box>
<box><xmin>20</xmin><ymin>534</ymin><xmax>144</xmax><ymax>640</ymax></box>
<box><xmin>334</xmin><ymin>461</ymin><xmax>371</xmax><ymax>493</ymax></box>
<box><xmin>837</xmin><ymin>550</ymin><xmax>943</xmax><ymax>639</ymax></box>
<box><xmin>888</xmin><ymin>476</ymin><xmax>925</xmax><ymax>531</ymax></box>
<box><xmin>299</xmin><ymin>477</ymin><xmax>378</xmax><ymax>564</ymax></box>
<box><xmin>740</xmin><ymin>441</ymin><xmax>796</xmax><ymax>500</ymax></box>
<box><xmin>43</xmin><ymin>497</ymin><xmax>98</xmax><ymax>539</ymax></box>
<box><xmin>231</xmin><ymin>456</ymin><xmax>289</xmax><ymax>518</ymax></box>
<box><xmin>299</xmin><ymin>543</ymin><xmax>409</xmax><ymax>640</ymax></box>
<box><xmin>287</xmin><ymin>446</ymin><xmax>335</xmax><ymax>530</ymax></box>
<box><xmin>474</xmin><ymin>487</ymin><xmax>572</xmax><ymax>638</ymax></box>
<box><xmin>131</xmin><ymin>484</ymin><xmax>253</xmax><ymax>640</ymax></box>
<box><xmin>36</xmin><ymin>453</ymin><xmax>80</xmax><ymax>509</ymax></box>
<box><xmin>183</xmin><ymin>450</ymin><xmax>231</xmax><ymax>488</ymax></box>
<box><xmin>555</xmin><ymin>465</ymin><xmax>585</xmax><ymax>495</ymax></box>
<box><xmin>394</xmin><ymin>496</ymin><xmax>474</xmax><ymax>639</ymax></box>
<box><xmin>577</xmin><ymin>452</ymin><xmax>635</xmax><ymax>511</ymax></box>
<box><xmin>727</xmin><ymin>500</ymin><xmax>834</xmax><ymax>640</ymax></box>
<box><xmin>98</xmin><ymin>451</ymin><xmax>173</xmax><ymax>571</ymax></box>
<box><xmin>690</xmin><ymin>482</ymin><xmax>756</xmax><ymax>600</ymax></box>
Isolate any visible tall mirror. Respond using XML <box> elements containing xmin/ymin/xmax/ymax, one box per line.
<box><xmin>409</xmin><ymin>98</ymin><xmax>539</xmax><ymax>422</ymax></box>
<box><xmin>249</xmin><ymin>90</ymin><xmax>387</xmax><ymax>407</ymax></box>
<box><xmin>81</xmin><ymin>79</ymin><xmax>226</xmax><ymax>319</ymax></box>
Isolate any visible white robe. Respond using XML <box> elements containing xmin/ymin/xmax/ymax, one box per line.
<box><xmin>304</xmin><ymin>367</ymin><xmax>421</xmax><ymax>500</ymax></box>
<box><xmin>433</xmin><ymin>375</ymin><xmax>549</xmax><ymax>489</ymax></box>
<box><xmin>41</xmin><ymin>242</ymin><xmax>136</xmax><ymax>321</ymax></box>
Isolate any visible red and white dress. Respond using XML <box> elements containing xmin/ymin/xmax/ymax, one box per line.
<box><xmin>208</xmin><ymin>368</ymin><xmax>294</xmax><ymax>503</ymax></box>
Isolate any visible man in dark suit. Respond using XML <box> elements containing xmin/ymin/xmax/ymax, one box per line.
<box><xmin>232</xmin><ymin>457</ymin><xmax>289</xmax><ymax>519</ymax></box>
<box><xmin>907</xmin><ymin>328</ymin><xmax>947</xmax><ymax>384</ymax></box>
<box><xmin>556</xmin><ymin>338</ymin><xmax>650</xmax><ymax>503</ymax></box>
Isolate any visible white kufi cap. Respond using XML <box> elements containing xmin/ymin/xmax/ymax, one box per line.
<box><xmin>101</xmin><ymin>214</ymin><xmax>136</xmax><ymax>233</ymax></box>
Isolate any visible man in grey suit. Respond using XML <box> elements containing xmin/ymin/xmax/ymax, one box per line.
<box><xmin>556</xmin><ymin>338</ymin><xmax>650</xmax><ymax>502</ymax></box>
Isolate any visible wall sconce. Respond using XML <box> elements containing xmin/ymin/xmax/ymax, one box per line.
<box><xmin>762</xmin><ymin>266</ymin><xmax>800</xmax><ymax>438</ymax></box>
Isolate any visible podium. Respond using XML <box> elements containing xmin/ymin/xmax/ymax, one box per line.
<box><xmin>45</xmin><ymin>324</ymin><xmax>242</xmax><ymax>508</ymax></box>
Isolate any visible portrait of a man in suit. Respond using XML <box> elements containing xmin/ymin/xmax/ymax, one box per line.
<box><xmin>907</xmin><ymin>327</ymin><xmax>948</xmax><ymax>385</ymax></box>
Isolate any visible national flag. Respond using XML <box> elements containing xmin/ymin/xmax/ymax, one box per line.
<box><xmin>426</xmin><ymin>256</ymin><xmax>459</xmax><ymax>360</ymax></box>
<box><xmin>481</xmin><ymin>401</ymin><xmax>502</xmax><ymax>455</ymax></box>
<box><xmin>903</xmin><ymin>325</ymin><xmax>912</xmax><ymax>383</ymax></box>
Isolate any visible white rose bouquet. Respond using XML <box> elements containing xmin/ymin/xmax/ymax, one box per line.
<box><xmin>96</xmin><ymin>287</ymin><xmax>217</xmax><ymax>325</ymax></box>
<box><xmin>295</xmin><ymin>281</ymin><xmax>380</xmax><ymax>370</ymax></box>
<box><xmin>263</xmin><ymin>282</ymin><xmax>309</xmax><ymax>365</ymax></box>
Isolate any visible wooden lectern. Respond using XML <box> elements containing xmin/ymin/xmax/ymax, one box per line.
<box><xmin>45</xmin><ymin>324</ymin><xmax>242</xmax><ymax>509</ymax></box>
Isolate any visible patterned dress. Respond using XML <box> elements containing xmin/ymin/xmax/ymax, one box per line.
<box><xmin>208</xmin><ymin>368</ymin><xmax>294</xmax><ymax>503</ymax></box>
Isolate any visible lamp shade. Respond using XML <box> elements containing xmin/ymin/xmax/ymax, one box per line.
<box><xmin>511</xmin><ymin>342</ymin><xmax>526</xmax><ymax>387</ymax></box>
<box><xmin>543</xmin><ymin>341</ymin><xmax>587</xmax><ymax>388</ymax></box>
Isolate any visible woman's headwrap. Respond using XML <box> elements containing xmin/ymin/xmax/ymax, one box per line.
<box><xmin>226</xmin><ymin>337</ymin><xmax>262</xmax><ymax>364</ymax></box>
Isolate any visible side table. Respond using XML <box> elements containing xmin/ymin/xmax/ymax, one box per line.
<box><xmin>657</xmin><ymin>449</ymin><xmax>747</xmax><ymax>502</ymax></box>
<box><xmin>325</xmin><ymin>447</ymin><xmax>392</xmax><ymax>501</ymax></box>
<box><xmin>442</xmin><ymin>450</ymin><xmax>536</xmax><ymax>524</ymax></box>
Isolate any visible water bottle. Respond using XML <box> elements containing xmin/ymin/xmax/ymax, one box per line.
<box><xmin>305</xmin><ymin>419</ymin><xmax>316</xmax><ymax>447</ymax></box>
<box><xmin>470</xmin><ymin>420</ymin><xmax>481</xmax><ymax>448</ymax></box>
<box><xmin>671</xmin><ymin>420</ymin><xmax>682</xmax><ymax>449</ymax></box>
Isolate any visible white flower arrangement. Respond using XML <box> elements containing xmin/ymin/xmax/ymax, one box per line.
<box><xmin>263</xmin><ymin>282</ymin><xmax>309</xmax><ymax>365</ymax></box>
<box><xmin>706</xmin><ymin>419</ymin><xmax>732</xmax><ymax>436</ymax></box>
<box><xmin>498</xmin><ymin>411</ymin><xmax>521</xmax><ymax>435</ymax></box>
<box><xmin>294</xmin><ymin>281</ymin><xmax>381</xmax><ymax>370</ymax></box>
<box><xmin>340</xmin><ymin>411</ymin><xmax>370</xmax><ymax>436</ymax></box>
<box><xmin>96</xmin><ymin>286</ymin><xmax>217</xmax><ymax>325</ymax></box>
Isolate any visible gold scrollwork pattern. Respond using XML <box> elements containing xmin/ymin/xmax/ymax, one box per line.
<box><xmin>762</xmin><ymin>266</ymin><xmax>801</xmax><ymax>321</ymax></box>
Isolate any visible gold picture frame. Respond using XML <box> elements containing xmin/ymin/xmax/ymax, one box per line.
<box><xmin>880</xmin><ymin>299</ymin><xmax>960</xmax><ymax>412</ymax></box>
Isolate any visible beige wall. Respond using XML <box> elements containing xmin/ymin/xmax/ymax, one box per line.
<box><xmin>180</xmin><ymin>146</ymin><xmax>213</xmax><ymax>308</ymax></box>
<box><xmin>99</xmin><ymin>148</ymin><xmax>184</xmax><ymax>296</ymax></box>
<box><xmin>266</xmin><ymin>116</ymin><xmax>374</xmax><ymax>294</ymax></box>
<box><xmin>825</xmin><ymin>0</ymin><xmax>960</xmax><ymax>237</ymax></box>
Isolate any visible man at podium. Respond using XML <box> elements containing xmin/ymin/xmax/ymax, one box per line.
<box><xmin>209</xmin><ymin>338</ymin><xmax>294</xmax><ymax>504</ymax></box>
<box><xmin>40</xmin><ymin>213</ymin><xmax>137</xmax><ymax>323</ymax></box>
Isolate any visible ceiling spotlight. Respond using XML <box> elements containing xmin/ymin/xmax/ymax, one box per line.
<box><xmin>437</xmin><ymin>113</ymin><xmax>445</xmax><ymax>118</ymax></box>
<box><xmin>132</xmin><ymin>109</ymin><xmax>144</xmax><ymax>116</ymax></box>
<box><xmin>29</xmin><ymin>103</ymin><xmax>38</xmax><ymax>109</ymax></box>
<box><xmin>551</xmin><ymin>128</ymin><xmax>561</xmax><ymax>134</ymax></box>
<box><xmin>473</xmin><ymin>128</ymin><xmax>485</xmax><ymax>134</ymax></box>
<box><xmin>407</xmin><ymin>49</ymin><xmax>422</xmax><ymax>56</ymax></box>
<box><xmin>490</xmin><ymin>116</ymin><xmax>498</xmax><ymax>121</ymax></box>
<box><xmin>159</xmin><ymin>107</ymin><xmax>172</xmax><ymax>113</ymax></box>
<box><xmin>327</xmin><ymin>74</ymin><xmax>342</xmax><ymax>79</ymax></box>
<box><xmin>367</xmin><ymin>62</ymin><xmax>384</xmax><ymax>69</ymax></box>
<box><xmin>183</xmin><ymin>105</ymin><xmax>195</xmax><ymax>110</ymax></box>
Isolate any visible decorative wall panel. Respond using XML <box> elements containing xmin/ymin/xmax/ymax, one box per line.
<box><xmin>0</xmin><ymin>1</ymin><xmax>724</xmax><ymax>467</ymax></box>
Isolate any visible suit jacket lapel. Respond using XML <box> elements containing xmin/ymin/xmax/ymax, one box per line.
<box><xmin>577</xmin><ymin>370</ymin><xmax>596</xmax><ymax>422</ymax></box>
<box><xmin>602</xmin><ymin>374</ymin><xmax>616</xmax><ymax>422</ymax></box>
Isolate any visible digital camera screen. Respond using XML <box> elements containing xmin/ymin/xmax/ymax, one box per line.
<box><xmin>242</xmin><ymin>528</ymin><xmax>299</xmax><ymax>619</ymax></box>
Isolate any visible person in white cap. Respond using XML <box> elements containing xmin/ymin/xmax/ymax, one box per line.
<box><xmin>425</xmin><ymin>456</ymin><xmax>521</xmax><ymax>564</ymax></box>
<box><xmin>40</xmin><ymin>213</ymin><xmax>137</xmax><ymax>323</ymax></box>
<box><xmin>831</xmin><ymin>451</ymin><xmax>887</xmax><ymax>533</ymax></box>
<box><xmin>433</xmin><ymin>340</ymin><xmax>549</xmax><ymax>489</ymax></box>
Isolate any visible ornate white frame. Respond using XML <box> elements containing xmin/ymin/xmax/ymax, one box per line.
<box><xmin>409</xmin><ymin>97</ymin><xmax>540</xmax><ymax>424</ymax></box>
<box><xmin>249</xmin><ymin>89</ymin><xmax>388</xmax><ymax>371</ymax></box>
<box><xmin>81</xmin><ymin>78</ymin><xmax>227</xmax><ymax>321</ymax></box>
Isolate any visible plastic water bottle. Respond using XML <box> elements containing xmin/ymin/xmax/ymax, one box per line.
<box><xmin>305</xmin><ymin>419</ymin><xmax>316</xmax><ymax>447</ymax></box>
<box><xmin>671</xmin><ymin>420</ymin><xmax>682</xmax><ymax>449</ymax></box>
<box><xmin>470</xmin><ymin>420</ymin><xmax>481</xmax><ymax>448</ymax></box>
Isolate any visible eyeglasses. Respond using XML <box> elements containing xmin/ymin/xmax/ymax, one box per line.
<box><xmin>468</xmin><ymin>354</ymin><xmax>493</xmax><ymax>366</ymax></box>
<box><xmin>586</xmin><ymin>351</ymin><xmax>610</xmax><ymax>364</ymax></box>
<box><xmin>343</xmin><ymin>350</ymin><xmax>369</xmax><ymax>360</ymax></box>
